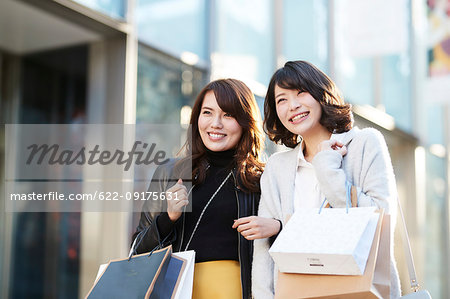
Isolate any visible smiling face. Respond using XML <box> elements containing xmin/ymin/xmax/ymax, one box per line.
<box><xmin>274</xmin><ymin>84</ymin><xmax>326</xmax><ymax>137</ymax></box>
<box><xmin>198</xmin><ymin>90</ymin><xmax>243</xmax><ymax>152</ymax></box>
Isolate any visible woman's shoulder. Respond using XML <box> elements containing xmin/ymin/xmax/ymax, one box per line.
<box><xmin>154</xmin><ymin>157</ymin><xmax>178</xmax><ymax>172</ymax></box>
<box><xmin>152</xmin><ymin>158</ymin><xmax>180</xmax><ymax>180</ymax></box>
<box><xmin>354</xmin><ymin>127</ymin><xmax>384</xmax><ymax>138</ymax></box>
<box><xmin>346</xmin><ymin>127</ymin><xmax>390</xmax><ymax>157</ymax></box>
<box><xmin>349</xmin><ymin>127</ymin><xmax>387</xmax><ymax>146</ymax></box>
<box><xmin>265</xmin><ymin>145</ymin><xmax>301</xmax><ymax>169</ymax></box>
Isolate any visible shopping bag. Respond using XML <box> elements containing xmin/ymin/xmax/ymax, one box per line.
<box><xmin>93</xmin><ymin>250</ymin><xmax>196</xmax><ymax>299</ymax></box>
<box><xmin>172</xmin><ymin>251</ymin><xmax>196</xmax><ymax>299</ymax></box>
<box><xmin>269</xmin><ymin>207</ymin><xmax>380</xmax><ymax>275</ymax></box>
<box><xmin>274</xmin><ymin>212</ymin><xmax>390</xmax><ymax>299</ymax></box>
<box><xmin>86</xmin><ymin>245</ymin><xmax>186</xmax><ymax>299</ymax></box>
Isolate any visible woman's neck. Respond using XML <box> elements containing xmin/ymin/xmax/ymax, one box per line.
<box><xmin>302</xmin><ymin>127</ymin><xmax>332</xmax><ymax>162</ymax></box>
<box><xmin>205</xmin><ymin>148</ymin><xmax>236</xmax><ymax>167</ymax></box>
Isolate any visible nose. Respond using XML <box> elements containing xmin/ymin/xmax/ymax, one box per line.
<box><xmin>211</xmin><ymin>115</ymin><xmax>223</xmax><ymax>128</ymax></box>
<box><xmin>288</xmin><ymin>98</ymin><xmax>301</xmax><ymax>111</ymax></box>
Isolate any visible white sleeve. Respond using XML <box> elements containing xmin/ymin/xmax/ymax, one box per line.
<box><xmin>252</xmin><ymin>163</ymin><xmax>280</xmax><ymax>299</ymax></box>
<box><xmin>311</xmin><ymin>129</ymin><xmax>396</xmax><ymax>215</ymax></box>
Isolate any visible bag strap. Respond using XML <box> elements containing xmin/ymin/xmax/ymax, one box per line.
<box><xmin>351</xmin><ymin>185</ymin><xmax>420</xmax><ymax>291</ymax></box>
<box><xmin>351</xmin><ymin>186</ymin><xmax>358</xmax><ymax>207</ymax></box>
<box><xmin>128</xmin><ymin>225</ymin><xmax>171</xmax><ymax>260</ymax></box>
<box><xmin>183</xmin><ymin>171</ymin><xmax>232</xmax><ymax>251</ymax></box>
<box><xmin>397</xmin><ymin>198</ymin><xmax>420</xmax><ymax>292</ymax></box>
<box><xmin>321</xmin><ymin>183</ymin><xmax>358</xmax><ymax>209</ymax></box>
<box><xmin>343</xmin><ymin>183</ymin><xmax>419</xmax><ymax>291</ymax></box>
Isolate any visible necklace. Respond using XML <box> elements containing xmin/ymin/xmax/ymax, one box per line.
<box><xmin>183</xmin><ymin>171</ymin><xmax>233</xmax><ymax>251</ymax></box>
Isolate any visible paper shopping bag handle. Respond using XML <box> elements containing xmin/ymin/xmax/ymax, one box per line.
<box><xmin>318</xmin><ymin>181</ymin><xmax>356</xmax><ymax>213</ymax></box>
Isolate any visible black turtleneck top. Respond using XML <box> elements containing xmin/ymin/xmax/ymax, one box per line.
<box><xmin>157</xmin><ymin>149</ymin><xmax>239</xmax><ymax>263</ymax></box>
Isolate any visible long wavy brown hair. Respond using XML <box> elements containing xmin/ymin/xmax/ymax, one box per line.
<box><xmin>176</xmin><ymin>79</ymin><xmax>265</xmax><ymax>193</ymax></box>
<box><xmin>264</xmin><ymin>61</ymin><xmax>353</xmax><ymax>148</ymax></box>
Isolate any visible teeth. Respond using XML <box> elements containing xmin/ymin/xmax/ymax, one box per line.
<box><xmin>209</xmin><ymin>133</ymin><xmax>225</xmax><ymax>138</ymax></box>
<box><xmin>292</xmin><ymin>112</ymin><xmax>308</xmax><ymax>121</ymax></box>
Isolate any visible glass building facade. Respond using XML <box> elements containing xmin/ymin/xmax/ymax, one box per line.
<box><xmin>74</xmin><ymin>0</ymin><xmax>126</xmax><ymax>19</ymax></box>
<box><xmin>1</xmin><ymin>0</ymin><xmax>449</xmax><ymax>298</ymax></box>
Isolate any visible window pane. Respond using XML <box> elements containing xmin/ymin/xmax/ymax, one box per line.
<box><xmin>6</xmin><ymin>46</ymin><xmax>86</xmax><ymax>298</ymax></box>
<box><xmin>137</xmin><ymin>0</ymin><xmax>207</xmax><ymax>60</ymax></box>
<box><xmin>334</xmin><ymin>0</ymin><xmax>411</xmax><ymax>132</ymax></box>
<box><xmin>337</xmin><ymin>57</ymin><xmax>374</xmax><ymax>106</ymax></box>
<box><xmin>381</xmin><ymin>54</ymin><xmax>411</xmax><ymax>131</ymax></box>
<box><xmin>425</xmin><ymin>104</ymin><xmax>444</xmax><ymax>145</ymax></box>
<box><xmin>136</xmin><ymin>45</ymin><xmax>207</xmax><ymax>124</ymax></box>
<box><xmin>283</xmin><ymin>0</ymin><xmax>328</xmax><ymax>72</ymax></box>
<box><xmin>425</xmin><ymin>152</ymin><xmax>446</xmax><ymax>298</ymax></box>
<box><xmin>212</xmin><ymin>0</ymin><xmax>273</xmax><ymax>86</ymax></box>
<box><xmin>74</xmin><ymin>0</ymin><xmax>126</xmax><ymax>19</ymax></box>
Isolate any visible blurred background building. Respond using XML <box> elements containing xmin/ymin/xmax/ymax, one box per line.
<box><xmin>0</xmin><ymin>0</ymin><xmax>449</xmax><ymax>298</ymax></box>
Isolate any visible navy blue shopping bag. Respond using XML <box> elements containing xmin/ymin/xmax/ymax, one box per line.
<box><xmin>86</xmin><ymin>245</ymin><xmax>186</xmax><ymax>299</ymax></box>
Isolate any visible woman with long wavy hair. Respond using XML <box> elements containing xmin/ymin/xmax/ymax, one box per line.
<box><xmin>131</xmin><ymin>78</ymin><xmax>265</xmax><ymax>299</ymax></box>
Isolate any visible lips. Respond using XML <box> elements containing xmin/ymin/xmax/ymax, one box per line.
<box><xmin>289</xmin><ymin>112</ymin><xmax>309</xmax><ymax>123</ymax></box>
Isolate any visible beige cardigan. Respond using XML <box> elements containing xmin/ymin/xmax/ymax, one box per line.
<box><xmin>252</xmin><ymin>127</ymin><xmax>401</xmax><ymax>298</ymax></box>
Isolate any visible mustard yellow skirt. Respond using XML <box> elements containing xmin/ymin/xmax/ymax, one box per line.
<box><xmin>192</xmin><ymin>260</ymin><xmax>242</xmax><ymax>299</ymax></box>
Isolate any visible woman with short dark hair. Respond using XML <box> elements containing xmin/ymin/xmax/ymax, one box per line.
<box><xmin>264</xmin><ymin>60</ymin><xmax>353</xmax><ymax>148</ymax></box>
<box><xmin>251</xmin><ymin>61</ymin><xmax>401</xmax><ymax>298</ymax></box>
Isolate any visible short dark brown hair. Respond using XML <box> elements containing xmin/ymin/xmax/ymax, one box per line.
<box><xmin>264</xmin><ymin>61</ymin><xmax>353</xmax><ymax>148</ymax></box>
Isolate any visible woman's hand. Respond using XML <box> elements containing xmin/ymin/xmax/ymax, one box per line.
<box><xmin>232</xmin><ymin>216</ymin><xmax>281</xmax><ymax>240</ymax></box>
<box><xmin>318</xmin><ymin>139</ymin><xmax>347</xmax><ymax>156</ymax></box>
<box><xmin>166</xmin><ymin>179</ymin><xmax>189</xmax><ymax>222</ymax></box>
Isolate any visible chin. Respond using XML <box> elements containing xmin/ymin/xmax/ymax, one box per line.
<box><xmin>205</xmin><ymin>145</ymin><xmax>225</xmax><ymax>152</ymax></box>
<box><xmin>287</xmin><ymin>127</ymin><xmax>303</xmax><ymax>136</ymax></box>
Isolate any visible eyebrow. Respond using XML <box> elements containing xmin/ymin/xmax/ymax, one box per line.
<box><xmin>201</xmin><ymin>106</ymin><xmax>213</xmax><ymax>110</ymax></box>
<box><xmin>275</xmin><ymin>92</ymin><xmax>286</xmax><ymax>99</ymax></box>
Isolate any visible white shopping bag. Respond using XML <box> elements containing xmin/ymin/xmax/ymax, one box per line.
<box><xmin>95</xmin><ymin>264</ymin><xmax>107</xmax><ymax>282</ymax></box>
<box><xmin>172</xmin><ymin>251</ymin><xmax>195</xmax><ymax>299</ymax></box>
<box><xmin>269</xmin><ymin>207</ymin><xmax>380</xmax><ymax>275</ymax></box>
<box><xmin>95</xmin><ymin>250</ymin><xmax>195</xmax><ymax>299</ymax></box>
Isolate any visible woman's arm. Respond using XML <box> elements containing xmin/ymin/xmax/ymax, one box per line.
<box><xmin>131</xmin><ymin>162</ymin><xmax>182</xmax><ymax>254</ymax></box>
<box><xmin>312</xmin><ymin>129</ymin><xmax>396</xmax><ymax>213</ymax></box>
<box><xmin>232</xmin><ymin>216</ymin><xmax>280</xmax><ymax>240</ymax></box>
<box><xmin>132</xmin><ymin>211</ymin><xmax>176</xmax><ymax>254</ymax></box>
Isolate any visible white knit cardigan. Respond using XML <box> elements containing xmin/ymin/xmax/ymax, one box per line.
<box><xmin>252</xmin><ymin>127</ymin><xmax>401</xmax><ymax>298</ymax></box>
